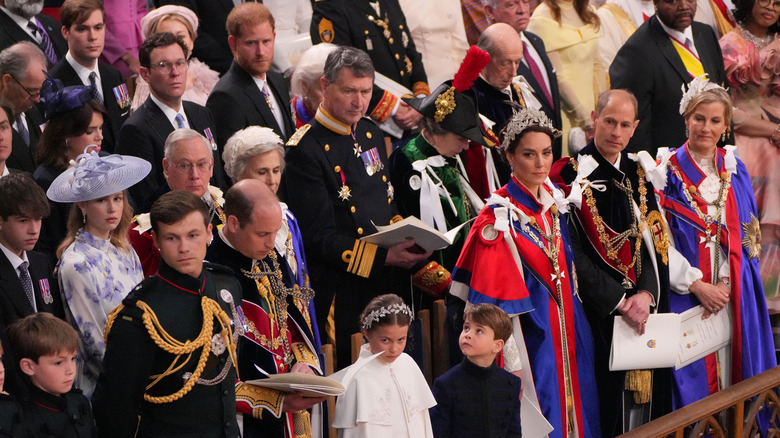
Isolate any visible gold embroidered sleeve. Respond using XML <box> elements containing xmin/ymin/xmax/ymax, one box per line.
<box><xmin>292</xmin><ymin>342</ymin><xmax>321</xmax><ymax>373</ymax></box>
<box><xmin>235</xmin><ymin>381</ymin><xmax>284</xmax><ymax>419</ymax></box>
<box><xmin>412</xmin><ymin>81</ymin><xmax>430</xmax><ymax>96</ymax></box>
<box><xmin>341</xmin><ymin>239</ymin><xmax>378</xmax><ymax>278</ymax></box>
<box><xmin>370</xmin><ymin>91</ymin><xmax>397</xmax><ymax>123</ymax></box>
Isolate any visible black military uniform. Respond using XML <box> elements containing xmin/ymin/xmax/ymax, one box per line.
<box><xmin>551</xmin><ymin>142</ymin><xmax>673</xmax><ymax>436</ymax></box>
<box><xmin>206</xmin><ymin>233</ymin><xmax>321</xmax><ymax>438</ymax></box>
<box><xmin>0</xmin><ymin>391</ymin><xmax>23</xmax><ymax>438</ymax></box>
<box><xmin>311</xmin><ymin>0</ymin><xmax>430</xmax><ymax>123</ymax></box>
<box><xmin>21</xmin><ymin>386</ymin><xmax>95</xmax><ymax>437</ymax></box>
<box><xmin>92</xmin><ymin>261</ymin><xmax>242</xmax><ymax>438</ymax></box>
<box><xmin>282</xmin><ymin>108</ymin><xmax>400</xmax><ymax>369</ymax></box>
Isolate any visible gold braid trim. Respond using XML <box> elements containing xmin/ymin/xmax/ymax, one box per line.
<box><xmin>370</xmin><ymin>91</ymin><xmax>397</xmax><ymax>122</ymax></box>
<box><xmin>235</xmin><ymin>381</ymin><xmax>284</xmax><ymax>419</ymax></box>
<box><xmin>104</xmin><ymin>297</ymin><xmax>238</xmax><ymax>404</ymax></box>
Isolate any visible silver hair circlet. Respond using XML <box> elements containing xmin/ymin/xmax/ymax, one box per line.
<box><xmin>500</xmin><ymin>107</ymin><xmax>561</xmax><ymax>151</ymax></box>
<box><xmin>361</xmin><ymin>303</ymin><xmax>413</xmax><ymax>330</ymax></box>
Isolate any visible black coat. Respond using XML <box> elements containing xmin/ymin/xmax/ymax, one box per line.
<box><xmin>430</xmin><ymin>358</ymin><xmax>522</xmax><ymax>438</ymax></box>
<box><xmin>92</xmin><ymin>262</ymin><xmax>241</xmax><ymax>438</ymax></box>
<box><xmin>0</xmin><ymin>392</ymin><xmax>23</xmax><ymax>438</ymax></box>
<box><xmin>48</xmin><ymin>59</ymin><xmax>129</xmax><ymax>154</ymax></box>
<box><xmin>517</xmin><ymin>31</ymin><xmax>563</xmax><ymax>159</ymax></box>
<box><xmin>0</xmin><ymin>249</ymin><xmax>64</xmax><ymax>401</ymax></box>
<box><xmin>206</xmin><ymin>62</ymin><xmax>294</xmax><ymax>150</ymax></box>
<box><xmin>609</xmin><ymin>17</ymin><xmax>727</xmax><ymax>156</ymax></box>
<box><xmin>8</xmin><ymin>107</ymin><xmax>43</xmax><ymax>174</ymax></box>
<box><xmin>281</xmin><ymin>116</ymin><xmax>400</xmax><ymax>368</ymax></box>
<box><xmin>155</xmin><ymin>0</ymin><xmax>234</xmax><ymax>75</ymax></box>
<box><xmin>115</xmin><ymin>98</ymin><xmax>226</xmax><ymax>212</ymax></box>
<box><xmin>22</xmin><ymin>386</ymin><xmax>96</xmax><ymax>438</ymax></box>
<box><xmin>0</xmin><ymin>11</ymin><xmax>67</xmax><ymax>68</ymax></box>
<box><xmin>310</xmin><ymin>0</ymin><xmax>428</xmax><ymax>116</ymax></box>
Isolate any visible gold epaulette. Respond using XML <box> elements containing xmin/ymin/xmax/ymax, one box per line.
<box><xmin>286</xmin><ymin>124</ymin><xmax>311</xmax><ymax>147</ymax></box>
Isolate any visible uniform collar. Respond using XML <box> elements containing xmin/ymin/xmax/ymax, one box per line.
<box><xmin>156</xmin><ymin>261</ymin><xmax>205</xmax><ymax>295</ymax></box>
<box><xmin>461</xmin><ymin>356</ymin><xmax>496</xmax><ymax>379</ymax></box>
<box><xmin>314</xmin><ymin>105</ymin><xmax>352</xmax><ymax>136</ymax></box>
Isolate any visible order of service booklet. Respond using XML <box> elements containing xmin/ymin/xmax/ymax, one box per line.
<box><xmin>360</xmin><ymin>216</ymin><xmax>474</xmax><ymax>252</ymax></box>
<box><xmin>609</xmin><ymin>313</ymin><xmax>682</xmax><ymax>371</ymax></box>
<box><xmin>246</xmin><ymin>372</ymin><xmax>345</xmax><ymax>398</ymax></box>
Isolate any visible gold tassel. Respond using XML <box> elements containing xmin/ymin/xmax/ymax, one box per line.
<box><xmin>625</xmin><ymin>369</ymin><xmax>652</xmax><ymax>404</ymax></box>
<box><xmin>293</xmin><ymin>410</ymin><xmax>312</xmax><ymax>438</ymax></box>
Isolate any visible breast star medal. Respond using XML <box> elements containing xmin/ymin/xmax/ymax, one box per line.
<box><xmin>338</xmin><ymin>185</ymin><xmax>352</xmax><ymax>201</ymax></box>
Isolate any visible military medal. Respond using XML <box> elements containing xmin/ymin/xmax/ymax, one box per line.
<box><xmin>39</xmin><ymin>279</ymin><xmax>53</xmax><ymax>304</ymax></box>
<box><xmin>220</xmin><ymin>289</ymin><xmax>233</xmax><ymax>303</ymax></box>
<box><xmin>336</xmin><ymin>168</ymin><xmax>352</xmax><ymax>200</ymax></box>
<box><xmin>112</xmin><ymin>83</ymin><xmax>132</xmax><ymax>109</ymax></box>
<box><xmin>387</xmin><ymin>181</ymin><xmax>394</xmax><ymax>200</ymax></box>
<box><xmin>360</xmin><ymin>150</ymin><xmax>375</xmax><ymax>175</ymax></box>
<box><xmin>204</xmin><ymin>127</ymin><xmax>218</xmax><ymax>151</ymax></box>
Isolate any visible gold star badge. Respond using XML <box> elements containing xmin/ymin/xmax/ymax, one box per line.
<box><xmin>338</xmin><ymin>185</ymin><xmax>352</xmax><ymax>201</ymax></box>
<box><xmin>741</xmin><ymin>213</ymin><xmax>762</xmax><ymax>260</ymax></box>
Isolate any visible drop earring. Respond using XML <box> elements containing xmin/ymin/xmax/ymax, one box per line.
<box><xmin>81</xmin><ymin>210</ymin><xmax>86</xmax><ymax>223</ymax></box>
<box><xmin>685</xmin><ymin>127</ymin><xmax>689</xmax><ymax>137</ymax></box>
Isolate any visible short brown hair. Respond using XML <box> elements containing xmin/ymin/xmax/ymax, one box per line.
<box><xmin>464</xmin><ymin>304</ymin><xmax>512</xmax><ymax>342</ymax></box>
<box><xmin>60</xmin><ymin>0</ymin><xmax>105</xmax><ymax>29</ymax></box>
<box><xmin>150</xmin><ymin>190</ymin><xmax>209</xmax><ymax>234</ymax></box>
<box><xmin>7</xmin><ymin>313</ymin><xmax>79</xmax><ymax>363</ymax></box>
<box><xmin>0</xmin><ymin>173</ymin><xmax>50</xmax><ymax>220</ymax></box>
<box><xmin>226</xmin><ymin>2</ymin><xmax>275</xmax><ymax>38</ymax></box>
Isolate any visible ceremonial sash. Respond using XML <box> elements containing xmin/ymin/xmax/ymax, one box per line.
<box><xmin>670</xmin><ymin>36</ymin><xmax>705</xmax><ymax>78</ymax></box>
<box><xmin>601</xmin><ymin>2</ymin><xmax>638</xmax><ymax>38</ymax></box>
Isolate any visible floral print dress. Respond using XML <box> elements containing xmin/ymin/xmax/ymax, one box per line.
<box><xmin>58</xmin><ymin>230</ymin><xmax>144</xmax><ymax>398</ymax></box>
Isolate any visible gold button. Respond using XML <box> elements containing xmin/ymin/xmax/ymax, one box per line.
<box><xmin>387</xmin><ymin>198</ymin><xmax>392</xmax><ymax>204</ymax></box>
<box><xmin>366</xmin><ymin>132</ymin><xmax>372</xmax><ymax>139</ymax></box>
<box><xmin>400</xmin><ymin>70</ymin><xmax>405</xmax><ymax>77</ymax></box>
<box><xmin>364</xmin><ymin>30</ymin><xmax>369</xmax><ymax>35</ymax></box>
<box><xmin>395</xmin><ymin>54</ymin><xmax>400</xmax><ymax>60</ymax></box>
<box><xmin>357</xmin><ymin>227</ymin><xmax>364</xmax><ymax>235</ymax></box>
<box><xmin>389</xmin><ymin>38</ymin><xmax>394</xmax><ymax>44</ymax></box>
<box><xmin>334</xmin><ymin>165</ymin><xmax>341</xmax><ymax>173</ymax></box>
<box><xmin>382</xmin><ymin>175</ymin><xmax>387</xmax><ymax>182</ymax></box>
<box><xmin>399</xmin><ymin>24</ymin><xmax>404</xmax><ymax>29</ymax></box>
<box><xmin>350</xmin><ymin>206</ymin><xmax>356</xmax><ymax>213</ymax></box>
<box><xmin>324</xmin><ymin>144</ymin><xmax>330</xmax><ymax>151</ymax></box>
<box><xmin>688</xmin><ymin>185</ymin><xmax>697</xmax><ymax>194</ymax></box>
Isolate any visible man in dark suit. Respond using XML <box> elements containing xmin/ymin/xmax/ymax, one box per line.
<box><xmin>156</xmin><ymin>0</ymin><xmax>234</xmax><ymax>75</ymax></box>
<box><xmin>0</xmin><ymin>0</ymin><xmax>68</xmax><ymax>67</ymax></box>
<box><xmin>49</xmin><ymin>0</ymin><xmax>129</xmax><ymax>154</ymax></box>
<box><xmin>0</xmin><ymin>173</ymin><xmax>64</xmax><ymax>400</ymax></box>
<box><xmin>207</xmin><ymin>2</ymin><xmax>294</xmax><ymax>156</ymax></box>
<box><xmin>0</xmin><ymin>41</ymin><xmax>46</xmax><ymax>173</ymax></box>
<box><xmin>484</xmin><ymin>0</ymin><xmax>563</xmax><ymax>159</ymax></box>
<box><xmin>609</xmin><ymin>0</ymin><xmax>727</xmax><ymax>156</ymax></box>
<box><xmin>116</xmin><ymin>32</ymin><xmax>225</xmax><ymax>212</ymax></box>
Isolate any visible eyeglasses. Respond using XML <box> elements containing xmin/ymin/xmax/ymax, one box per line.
<box><xmin>758</xmin><ymin>0</ymin><xmax>780</xmax><ymax>11</ymax></box>
<box><xmin>172</xmin><ymin>160</ymin><xmax>212</xmax><ymax>173</ymax></box>
<box><xmin>9</xmin><ymin>74</ymin><xmax>41</xmax><ymax>99</ymax></box>
<box><xmin>149</xmin><ymin>59</ymin><xmax>189</xmax><ymax>74</ymax></box>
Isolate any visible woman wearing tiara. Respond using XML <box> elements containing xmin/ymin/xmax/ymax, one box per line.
<box><xmin>450</xmin><ymin>107</ymin><xmax>600</xmax><ymax>438</ymax></box>
<box><xmin>656</xmin><ymin>75</ymin><xmax>776</xmax><ymax>409</ymax></box>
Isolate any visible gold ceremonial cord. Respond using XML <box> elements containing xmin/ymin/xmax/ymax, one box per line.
<box><xmin>104</xmin><ymin>296</ymin><xmax>238</xmax><ymax>404</ymax></box>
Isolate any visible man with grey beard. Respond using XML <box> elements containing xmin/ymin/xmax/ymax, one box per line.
<box><xmin>0</xmin><ymin>0</ymin><xmax>67</xmax><ymax>66</ymax></box>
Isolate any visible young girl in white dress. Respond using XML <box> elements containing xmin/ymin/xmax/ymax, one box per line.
<box><xmin>331</xmin><ymin>294</ymin><xmax>436</xmax><ymax>437</ymax></box>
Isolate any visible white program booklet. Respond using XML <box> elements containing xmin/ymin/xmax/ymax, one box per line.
<box><xmin>360</xmin><ymin>216</ymin><xmax>473</xmax><ymax>252</ymax></box>
<box><xmin>675</xmin><ymin>304</ymin><xmax>732</xmax><ymax>370</ymax></box>
<box><xmin>609</xmin><ymin>313</ymin><xmax>682</xmax><ymax>371</ymax></box>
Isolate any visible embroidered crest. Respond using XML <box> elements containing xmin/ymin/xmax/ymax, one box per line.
<box><xmin>741</xmin><ymin>213</ymin><xmax>762</xmax><ymax>260</ymax></box>
<box><xmin>318</xmin><ymin>18</ymin><xmax>334</xmax><ymax>43</ymax></box>
<box><xmin>646</xmin><ymin>210</ymin><xmax>669</xmax><ymax>264</ymax></box>
<box><xmin>434</xmin><ymin>87</ymin><xmax>456</xmax><ymax>123</ymax></box>
<box><xmin>647</xmin><ymin>339</ymin><xmax>656</xmax><ymax>349</ymax></box>
<box><xmin>286</xmin><ymin>124</ymin><xmax>310</xmax><ymax>147</ymax></box>
<box><xmin>39</xmin><ymin>279</ymin><xmax>53</xmax><ymax>304</ymax></box>
<box><xmin>112</xmin><ymin>83</ymin><xmax>132</xmax><ymax>109</ymax></box>
<box><xmin>220</xmin><ymin>289</ymin><xmax>233</xmax><ymax>304</ymax></box>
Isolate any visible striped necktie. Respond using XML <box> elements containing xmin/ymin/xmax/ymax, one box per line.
<box><xmin>89</xmin><ymin>72</ymin><xmax>103</xmax><ymax>103</ymax></box>
<box><xmin>27</xmin><ymin>20</ymin><xmax>58</xmax><ymax>65</ymax></box>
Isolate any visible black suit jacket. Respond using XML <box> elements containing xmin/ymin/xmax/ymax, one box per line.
<box><xmin>49</xmin><ymin>60</ymin><xmax>129</xmax><ymax>154</ymax></box>
<box><xmin>115</xmin><ymin>98</ymin><xmax>225</xmax><ymax>212</ymax></box>
<box><xmin>156</xmin><ymin>0</ymin><xmax>234</xmax><ymax>75</ymax></box>
<box><xmin>8</xmin><ymin>107</ymin><xmax>44</xmax><ymax>173</ymax></box>
<box><xmin>609</xmin><ymin>17</ymin><xmax>727</xmax><ymax>156</ymax></box>
<box><xmin>0</xmin><ymin>10</ymin><xmax>67</xmax><ymax>67</ymax></box>
<box><xmin>206</xmin><ymin>61</ymin><xmax>294</xmax><ymax>150</ymax></box>
<box><xmin>0</xmin><ymin>249</ymin><xmax>65</xmax><ymax>400</ymax></box>
<box><xmin>517</xmin><ymin>31</ymin><xmax>563</xmax><ymax>159</ymax></box>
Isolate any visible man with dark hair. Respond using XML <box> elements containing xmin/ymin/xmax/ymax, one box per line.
<box><xmin>117</xmin><ymin>32</ymin><xmax>225</xmax><ymax>210</ymax></box>
<box><xmin>0</xmin><ymin>105</ymin><xmax>14</xmax><ymax>177</ymax></box>
<box><xmin>283</xmin><ymin>46</ymin><xmax>431</xmax><ymax>369</ymax></box>
<box><xmin>207</xmin><ymin>2</ymin><xmax>294</xmax><ymax>153</ymax></box>
<box><xmin>93</xmin><ymin>190</ymin><xmax>242</xmax><ymax>437</ymax></box>
<box><xmin>0</xmin><ymin>0</ymin><xmax>68</xmax><ymax>67</ymax></box>
<box><xmin>49</xmin><ymin>0</ymin><xmax>127</xmax><ymax>154</ymax></box>
<box><xmin>0</xmin><ymin>172</ymin><xmax>63</xmax><ymax>400</ymax></box>
<box><xmin>207</xmin><ymin>179</ymin><xmax>326</xmax><ymax>438</ymax></box>
<box><xmin>609</xmin><ymin>0</ymin><xmax>727</xmax><ymax>156</ymax></box>
<box><xmin>0</xmin><ymin>41</ymin><xmax>46</xmax><ymax>173</ymax></box>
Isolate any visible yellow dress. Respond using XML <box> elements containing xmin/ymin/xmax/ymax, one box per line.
<box><xmin>529</xmin><ymin>1</ymin><xmax>603</xmax><ymax>154</ymax></box>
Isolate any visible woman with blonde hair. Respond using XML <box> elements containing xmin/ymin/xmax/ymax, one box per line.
<box><xmin>48</xmin><ymin>151</ymin><xmax>151</xmax><ymax>398</ymax></box>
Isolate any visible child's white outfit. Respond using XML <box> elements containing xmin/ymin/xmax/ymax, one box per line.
<box><xmin>331</xmin><ymin>344</ymin><xmax>436</xmax><ymax>437</ymax></box>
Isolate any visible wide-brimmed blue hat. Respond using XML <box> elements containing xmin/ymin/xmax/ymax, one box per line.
<box><xmin>47</xmin><ymin>150</ymin><xmax>151</xmax><ymax>203</ymax></box>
